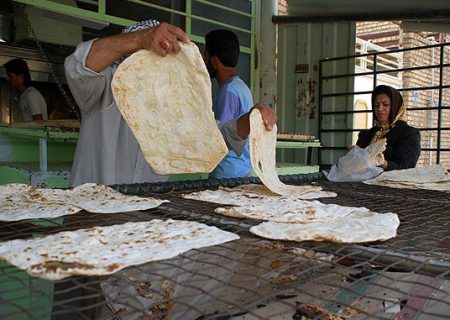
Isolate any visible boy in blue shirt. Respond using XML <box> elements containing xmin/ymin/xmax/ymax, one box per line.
<box><xmin>204</xmin><ymin>29</ymin><xmax>253</xmax><ymax>179</ymax></box>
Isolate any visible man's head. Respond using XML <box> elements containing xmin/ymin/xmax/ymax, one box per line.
<box><xmin>4</xmin><ymin>59</ymin><xmax>32</xmax><ymax>88</ymax></box>
<box><xmin>204</xmin><ymin>29</ymin><xmax>240</xmax><ymax>78</ymax></box>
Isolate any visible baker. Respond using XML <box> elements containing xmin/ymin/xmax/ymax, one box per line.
<box><xmin>204</xmin><ymin>29</ymin><xmax>253</xmax><ymax>179</ymax></box>
<box><xmin>4</xmin><ymin>59</ymin><xmax>48</xmax><ymax>121</ymax></box>
<box><xmin>64</xmin><ymin>20</ymin><xmax>277</xmax><ymax>187</ymax></box>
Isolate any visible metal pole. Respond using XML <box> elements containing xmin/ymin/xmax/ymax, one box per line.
<box><xmin>257</xmin><ymin>0</ymin><xmax>277</xmax><ymax>108</ymax></box>
<box><xmin>39</xmin><ymin>138</ymin><xmax>48</xmax><ymax>172</ymax></box>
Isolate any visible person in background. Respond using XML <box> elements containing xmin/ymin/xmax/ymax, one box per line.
<box><xmin>204</xmin><ymin>29</ymin><xmax>253</xmax><ymax>179</ymax></box>
<box><xmin>64</xmin><ymin>20</ymin><xmax>277</xmax><ymax>187</ymax></box>
<box><xmin>356</xmin><ymin>85</ymin><xmax>421</xmax><ymax>170</ymax></box>
<box><xmin>4</xmin><ymin>59</ymin><xmax>48</xmax><ymax>121</ymax></box>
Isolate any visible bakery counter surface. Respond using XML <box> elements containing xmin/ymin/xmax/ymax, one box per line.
<box><xmin>0</xmin><ymin>174</ymin><xmax>449</xmax><ymax>319</ymax></box>
<box><xmin>0</xmin><ymin>123</ymin><xmax>78</xmax><ymax>188</ymax></box>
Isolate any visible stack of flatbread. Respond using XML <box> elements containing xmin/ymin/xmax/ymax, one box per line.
<box><xmin>183</xmin><ymin>187</ymin><xmax>399</xmax><ymax>243</ymax></box>
<box><xmin>0</xmin><ymin>219</ymin><xmax>239</xmax><ymax>280</ymax></box>
<box><xmin>249</xmin><ymin>109</ymin><xmax>334</xmax><ymax>198</ymax></box>
<box><xmin>364</xmin><ymin>164</ymin><xmax>450</xmax><ymax>192</ymax></box>
<box><xmin>0</xmin><ymin>183</ymin><xmax>168</xmax><ymax>221</ymax></box>
<box><xmin>111</xmin><ymin>42</ymin><xmax>228</xmax><ymax>174</ymax></box>
<box><xmin>365</xmin><ymin>138</ymin><xmax>387</xmax><ymax>167</ymax></box>
<box><xmin>183</xmin><ymin>185</ymin><xmax>349</xmax><ymax>220</ymax></box>
<box><xmin>182</xmin><ymin>184</ymin><xmax>335</xmax><ymax>208</ymax></box>
<box><xmin>182</xmin><ymin>109</ymin><xmax>398</xmax><ymax>243</ymax></box>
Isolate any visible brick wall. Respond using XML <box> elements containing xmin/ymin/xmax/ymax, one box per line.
<box><xmin>276</xmin><ymin>3</ymin><xmax>449</xmax><ymax>167</ymax></box>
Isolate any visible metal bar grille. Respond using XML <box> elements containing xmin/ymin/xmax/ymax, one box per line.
<box><xmin>0</xmin><ymin>176</ymin><xmax>449</xmax><ymax>319</ymax></box>
<box><xmin>318</xmin><ymin>41</ymin><xmax>450</xmax><ymax>168</ymax></box>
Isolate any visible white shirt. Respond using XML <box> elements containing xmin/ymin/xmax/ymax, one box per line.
<box><xmin>19</xmin><ymin>87</ymin><xmax>48</xmax><ymax>121</ymax></box>
<box><xmin>65</xmin><ymin>40</ymin><xmax>245</xmax><ymax>187</ymax></box>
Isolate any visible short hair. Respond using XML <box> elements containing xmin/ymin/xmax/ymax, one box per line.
<box><xmin>205</xmin><ymin>29</ymin><xmax>240</xmax><ymax>68</ymax></box>
<box><xmin>371</xmin><ymin>85</ymin><xmax>404</xmax><ymax>123</ymax></box>
<box><xmin>4</xmin><ymin>59</ymin><xmax>32</xmax><ymax>87</ymax></box>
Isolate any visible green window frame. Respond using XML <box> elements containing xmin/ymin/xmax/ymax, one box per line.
<box><xmin>13</xmin><ymin>0</ymin><xmax>257</xmax><ymax>90</ymax></box>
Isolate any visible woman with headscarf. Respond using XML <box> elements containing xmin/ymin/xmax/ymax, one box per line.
<box><xmin>356</xmin><ymin>85</ymin><xmax>421</xmax><ymax>171</ymax></box>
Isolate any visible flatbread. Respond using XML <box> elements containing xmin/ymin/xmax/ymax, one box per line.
<box><xmin>249</xmin><ymin>109</ymin><xmax>324</xmax><ymax>197</ymax></box>
<box><xmin>364</xmin><ymin>164</ymin><xmax>450</xmax><ymax>192</ymax></box>
<box><xmin>228</xmin><ymin>184</ymin><xmax>337</xmax><ymax>199</ymax></box>
<box><xmin>183</xmin><ymin>185</ymin><xmax>358</xmax><ymax>222</ymax></box>
<box><xmin>111</xmin><ymin>43</ymin><xmax>228</xmax><ymax>174</ymax></box>
<box><xmin>250</xmin><ymin>211</ymin><xmax>399</xmax><ymax>243</ymax></box>
<box><xmin>0</xmin><ymin>219</ymin><xmax>239</xmax><ymax>280</ymax></box>
<box><xmin>26</xmin><ymin>183</ymin><xmax>168</xmax><ymax>213</ymax></box>
<box><xmin>365</xmin><ymin>138</ymin><xmax>386</xmax><ymax>167</ymax></box>
<box><xmin>215</xmin><ymin>199</ymin><xmax>369</xmax><ymax>223</ymax></box>
<box><xmin>183</xmin><ymin>188</ymin><xmax>267</xmax><ymax>206</ymax></box>
<box><xmin>0</xmin><ymin>184</ymin><xmax>82</xmax><ymax>221</ymax></box>
<box><xmin>182</xmin><ymin>185</ymin><xmax>335</xmax><ymax>207</ymax></box>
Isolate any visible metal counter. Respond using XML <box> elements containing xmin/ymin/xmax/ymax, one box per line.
<box><xmin>0</xmin><ymin>174</ymin><xmax>449</xmax><ymax>319</ymax></box>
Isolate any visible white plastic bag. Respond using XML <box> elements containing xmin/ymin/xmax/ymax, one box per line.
<box><xmin>326</xmin><ymin>147</ymin><xmax>383</xmax><ymax>182</ymax></box>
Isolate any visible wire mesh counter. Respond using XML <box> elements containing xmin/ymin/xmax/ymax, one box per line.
<box><xmin>0</xmin><ymin>174</ymin><xmax>449</xmax><ymax>319</ymax></box>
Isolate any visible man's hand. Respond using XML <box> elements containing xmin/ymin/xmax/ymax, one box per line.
<box><xmin>236</xmin><ymin>103</ymin><xmax>277</xmax><ymax>139</ymax></box>
<box><xmin>252</xmin><ymin>103</ymin><xmax>277</xmax><ymax>131</ymax></box>
<box><xmin>139</xmin><ymin>22</ymin><xmax>190</xmax><ymax>56</ymax></box>
<box><xmin>87</xmin><ymin>22</ymin><xmax>190</xmax><ymax>72</ymax></box>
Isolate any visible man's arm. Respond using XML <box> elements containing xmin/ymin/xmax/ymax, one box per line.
<box><xmin>86</xmin><ymin>22</ymin><xmax>190</xmax><ymax>72</ymax></box>
<box><xmin>219</xmin><ymin>103</ymin><xmax>277</xmax><ymax>156</ymax></box>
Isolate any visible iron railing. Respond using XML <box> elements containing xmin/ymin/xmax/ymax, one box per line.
<box><xmin>318</xmin><ymin>41</ymin><xmax>450</xmax><ymax>168</ymax></box>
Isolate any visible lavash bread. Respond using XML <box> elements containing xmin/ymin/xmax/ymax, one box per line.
<box><xmin>111</xmin><ymin>43</ymin><xmax>228</xmax><ymax>174</ymax></box>
<box><xmin>364</xmin><ymin>164</ymin><xmax>450</xmax><ymax>192</ymax></box>
<box><xmin>182</xmin><ymin>184</ymin><xmax>336</xmax><ymax>208</ymax></box>
<box><xmin>183</xmin><ymin>185</ymin><xmax>372</xmax><ymax>224</ymax></box>
<box><xmin>228</xmin><ymin>183</ymin><xmax>336</xmax><ymax>199</ymax></box>
<box><xmin>0</xmin><ymin>219</ymin><xmax>239</xmax><ymax>280</ymax></box>
<box><xmin>214</xmin><ymin>200</ymin><xmax>369</xmax><ymax>223</ymax></box>
<box><xmin>26</xmin><ymin>183</ymin><xmax>168</xmax><ymax>213</ymax></box>
<box><xmin>0</xmin><ymin>184</ymin><xmax>82</xmax><ymax>221</ymax></box>
<box><xmin>250</xmin><ymin>211</ymin><xmax>400</xmax><ymax>243</ymax></box>
<box><xmin>249</xmin><ymin>109</ymin><xmax>326</xmax><ymax>197</ymax></box>
<box><xmin>365</xmin><ymin>138</ymin><xmax>387</xmax><ymax>167</ymax></box>
<box><xmin>183</xmin><ymin>183</ymin><xmax>399</xmax><ymax>243</ymax></box>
